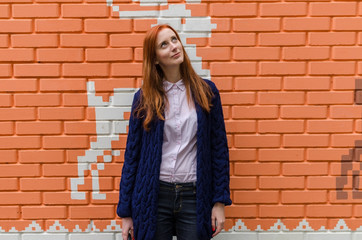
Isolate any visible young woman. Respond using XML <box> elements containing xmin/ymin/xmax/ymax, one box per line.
<box><xmin>117</xmin><ymin>24</ymin><xmax>232</xmax><ymax>240</ymax></box>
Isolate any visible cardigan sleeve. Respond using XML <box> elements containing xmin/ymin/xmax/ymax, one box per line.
<box><xmin>117</xmin><ymin>90</ymin><xmax>143</xmax><ymax>218</ymax></box>
<box><xmin>209</xmin><ymin>81</ymin><xmax>232</xmax><ymax>206</ymax></box>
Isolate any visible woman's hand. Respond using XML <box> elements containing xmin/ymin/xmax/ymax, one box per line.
<box><xmin>122</xmin><ymin>217</ymin><xmax>134</xmax><ymax>240</ymax></box>
<box><xmin>211</xmin><ymin>202</ymin><xmax>225</xmax><ymax>237</ymax></box>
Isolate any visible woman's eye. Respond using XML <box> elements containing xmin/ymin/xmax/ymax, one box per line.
<box><xmin>171</xmin><ymin>37</ymin><xmax>177</xmax><ymax>42</ymax></box>
<box><xmin>161</xmin><ymin>42</ymin><xmax>167</xmax><ymax>48</ymax></box>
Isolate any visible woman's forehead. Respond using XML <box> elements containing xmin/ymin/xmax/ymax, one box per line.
<box><xmin>156</xmin><ymin>28</ymin><xmax>176</xmax><ymax>42</ymax></box>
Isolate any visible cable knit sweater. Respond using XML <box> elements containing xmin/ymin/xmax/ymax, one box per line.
<box><xmin>117</xmin><ymin>79</ymin><xmax>232</xmax><ymax>240</ymax></box>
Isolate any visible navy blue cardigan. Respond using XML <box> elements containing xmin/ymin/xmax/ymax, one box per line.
<box><xmin>117</xmin><ymin>79</ymin><xmax>232</xmax><ymax>240</ymax></box>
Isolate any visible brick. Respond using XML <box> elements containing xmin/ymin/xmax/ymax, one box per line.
<box><xmin>86</xmin><ymin>48</ymin><xmax>133</xmax><ymax>62</ymax></box>
<box><xmin>0</xmin><ymin>207</ymin><xmax>19</xmax><ymax>219</ymax></box>
<box><xmin>307</xmin><ymin>176</ymin><xmax>338</xmax><ymax>189</ymax></box>
<box><xmin>229</xmin><ymin>149</ymin><xmax>256</xmax><ymax>161</ymax></box>
<box><xmin>284</xmin><ymin>77</ymin><xmax>330</xmax><ymax>90</ymax></box>
<box><xmin>0</xmin><ymin>94</ymin><xmax>11</xmax><ymax>107</ymax></box>
<box><xmin>230</xmin><ymin>177</ymin><xmax>256</xmax><ymax>190</ymax></box>
<box><xmin>85</xmin><ymin>19</ymin><xmax>131</xmax><ymax>33</ymax></box>
<box><xmin>40</xmin><ymin>79</ymin><xmax>86</xmax><ymax>92</ymax></box>
<box><xmin>309</xmin><ymin>32</ymin><xmax>356</xmax><ymax>46</ymax></box>
<box><xmin>11</xmin><ymin>34</ymin><xmax>58</xmax><ymax>47</ymax></box>
<box><xmin>333</xmin><ymin>77</ymin><xmax>355</xmax><ymax>90</ymax></box>
<box><xmin>282</xmin><ymin>191</ymin><xmax>327</xmax><ymax>204</ymax></box>
<box><xmin>111</xmin><ymin>63</ymin><xmax>142</xmax><ymax>77</ymax></box>
<box><xmin>69</xmin><ymin>206</ymin><xmax>115</xmax><ymax>219</ymax></box>
<box><xmin>12</xmin><ymin>4</ymin><xmax>59</xmax><ymax>18</ymax></box>
<box><xmin>63</xmin><ymin>93</ymin><xmax>88</xmax><ymax>106</ymax></box>
<box><xmin>210</xmin><ymin>18</ymin><xmax>231</xmax><ymax>32</ymax></box>
<box><xmin>39</xmin><ymin>107</ymin><xmax>84</xmax><ymax>120</ymax></box>
<box><xmin>0</xmin><ymin>20</ymin><xmax>32</xmax><ymax>33</ymax></box>
<box><xmin>0</xmin><ymin>49</ymin><xmax>33</xmax><ymax>62</ymax></box>
<box><xmin>0</xmin><ymin>178</ymin><xmax>17</xmax><ymax>190</ymax></box>
<box><xmin>43</xmin><ymin>192</ymin><xmax>88</xmax><ymax>205</ymax></box>
<box><xmin>311</xmin><ymin>2</ymin><xmax>356</xmax><ymax>16</ymax></box>
<box><xmin>306</xmin><ymin>205</ymin><xmax>352</xmax><ymax>218</ymax></box>
<box><xmin>16</xmin><ymin>121</ymin><xmax>62</xmax><ymax>135</ymax></box>
<box><xmin>283</xmin><ymin>47</ymin><xmax>329</xmax><ymax>60</ymax></box>
<box><xmin>22</xmin><ymin>206</ymin><xmax>67</xmax><ymax>219</ymax></box>
<box><xmin>233</xmin><ymin>106</ymin><xmax>278</xmax><ymax>119</ymax></box>
<box><xmin>221</xmin><ymin>92</ymin><xmax>255</xmax><ymax>105</ymax></box>
<box><xmin>308</xmin><ymin>91</ymin><xmax>353</xmax><ymax>105</ymax></box>
<box><xmin>260</xmin><ymin>3</ymin><xmax>307</xmax><ymax>16</ymax></box>
<box><xmin>307</xmin><ymin>120</ymin><xmax>353</xmax><ymax>133</ymax></box>
<box><xmin>37</xmin><ymin>49</ymin><xmax>83</xmax><ymax>62</ymax></box>
<box><xmin>234</xmin><ymin>191</ymin><xmax>279</xmax><ymax>204</ymax></box>
<box><xmin>260</xmin><ymin>62</ymin><xmax>306</xmax><ymax>75</ymax></box>
<box><xmin>283</xmin><ymin>163</ymin><xmax>328</xmax><ymax>176</ymax></box>
<box><xmin>259</xmin><ymin>149</ymin><xmax>304</xmax><ymax>162</ymax></box>
<box><xmin>61</xmin><ymin>34</ymin><xmax>108</xmax><ymax>47</ymax></box>
<box><xmin>259</xmin><ymin>33</ymin><xmax>305</xmax><ymax>46</ymax></box>
<box><xmin>333</xmin><ymin>18</ymin><xmax>362</xmax><ymax>31</ymax></box>
<box><xmin>21</xmin><ymin>178</ymin><xmax>66</xmax><ymax>191</ymax></box>
<box><xmin>355</xmin><ymin>63</ymin><xmax>362</xmax><ymax>75</ymax></box>
<box><xmin>210</xmin><ymin>33</ymin><xmax>255</xmax><ymax>46</ymax></box>
<box><xmin>224</xmin><ymin>206</ymin><xmax>257</xmax><ymax>218</ymax></box>
<box><xmin>0</xmin><ymin>164</ymin><xmax>40</xmax><ymax>177</ymax></box>
<box><xmin>307</xmin><ymin>148</ymin><xmax>349</xmax><ymax>161</ymax></box>
<box><xmin>0</xmin><ymin>79</ymin><xmax>37</xmax><ymax>92</ymax></box>
<box><xmin>333</xmin><ymin>47</ymin><xmax>362</xmax><ymax>60</ymax></box>
<box><xmin>258</xmin><ymin>92</ymin><xmax>304</xmax><ymax>105</ymax></box>
<box><xmin>0</xmin><ymin>35</ymin><xmax>8</xmax><ymax>47</ymax></box>
<box><xmin>63</xmin><ymin>63</ymin><xmax>108</xmax><ymax>77</ymax></box>
<box><xmin>0</xmin><ymin>136</ymin><xmax>40</xmax><ymax>149</ymax></box>
<box><xmin>258</xmin><ymin>120</ymin><xmax>304</xmax><ymax>134</ymax></box>
<box><xmin>19</xmin><ymin>150</ymin><xmax>64</xmax><ymax>163</ymax></box>
<box><xmin>351</xmin><ymin>206</ymin><xmax>362</xmax><ymax>217</ymax></box>
<box><xmin>235</xmin><ymin>77</ymin><xmax>281</xmax><ymax>90</ymax></box>
<box><xmin>283</xmin><ymin>134</ymin><xmax>329</xmax><ymax>147</ymax></box>
<box><xmin>212</xmin><ymin>77</ymin><xmax>233</xmax><ymax>91</ymax></box>
<box><xmin>43</xmin><ymin>164</ymin><xmax>80</xmax><ymax>177</ymax></box>
<box><xmin>225</xmin><ymin>120</ymin><xmax>256</xmax><ymax>133</ymax></box>
<box><xmin>0</xmin><ymin>108</ymin><xmax>37</xmax><ymax>121</ymax></box>
<box><xmin>14</xmin><ymin>93</ymin><xmax>61</xmax><ymax>107</ymax></box>
<box><xmin>233</xmin><ymin>18</ymin><xmax>280</xmax><ymax>32</ymax></box>
<box><xmin>234</xmin><ymin>47</ymin><xmax>279</xmax><ymax>60</ymax></box>
<box><xmin>0</xmin><ymin>150</ymin><xmax>16</xmax><ymax>163</ymax></box>
<box><xmin>0</xmin><ymin>5</ymin><xmax>10</xmax><ymax>18</ymax></box>
<box><xmin>284</xmin><ymin>17</ymin><xmax>330</xmax><ymax>31</ymax></box>
<box><xmin>64</xmin><ymin>121</ymin><xmax>97</xmax><ymax>134</ymax></box>
<box><xmin>62</xmin><ymin>4</ymin><xmax>108</xmax><ymax>17</ymax></box>
<box><xmin>43</xmin><ymin>136</ymin><xmax>88</xmax><ymax>149</ymax></box>
<box><xmin>0</xmin><ymin>64</ymin><xmax>11</xmax><ymax>77</ymax></box>
<box><xmin>310</xmin><ymin>62</ymin><xmax>355</xmax><ymax>75</ymax></box>
<box><xmin>35</xmin><ymin>19</ymin><xmax>82</xmax><ymax>32</ymax></box>
<box><xmin>194</xmin><ymin>47</ymin><xmax>230</xmax><ymax>61</ymax></box>
<box><xmin>234</xmin><ymin>163</ymin><xmax>280</xmax><ymax>176</ymax></box>
<box><xmin>0</xmin><ymin>193</ymin><xmax>41</xmax><ymax>205</ymax></box>
<box><xmin>0</xmin><ymin>122</ymin><xmax>13</xmax><ymax>135</ymax></box>
<box><xmin>210</xmin><ymin>62</ymin><xmax>256</xmax><ymax>76</ymax></box>
<box><xmin>331</xmin><ymin>106</ymin><xmax>362</xmax><ymax>119</ymax></box>
<box><xmin>355</xmin><ymin>120</ymin><xmax>362</xmax><ymax>132</ymax></box>
<box><xmin>331</xmin><ymin>134</ymin><xmax>362</xmax><ymax>147</ymax></box>
<box><xmin>235</xmin><ymin>135</ymin><xmax>280</xmax><ymax>148</ymax></box>
<box><xmin>259</xmin><ymin>176</ymin><xmax>304</xmax><ymax>190</ymax></box>
<box><xmin>260</xmin><ymin>205</ymin><xmax>304</xmax><ymax>218</ymax></box>
<box><xmin>133</xmin><ymin>19</ymin><xmax>157</xmax><ymax>32</ymax></box>
<box><xmin>14</xmin><ymin>64</ymin><xmax>60</xmax><ymax>77</ymax></box>
<box><xmin>210</xmin><ymin>3</ymin><xmax>256</xmax><ymax>17</ymax></box>
<box><xmin>110</xmin><ymin>34</ymin><xmax>144</xmax><ymax>47</ymax></box>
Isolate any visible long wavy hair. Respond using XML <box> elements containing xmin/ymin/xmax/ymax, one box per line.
<box><xmin>136</xmin><ymin>24</ymin><xmax>213</xmax><ymax>130</ymax></box>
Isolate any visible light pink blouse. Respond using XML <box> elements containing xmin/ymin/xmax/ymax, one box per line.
<box><xmin>159</xmin><ymin>79</ymin><xmax>197</xmax><ymax>183</ymax></box>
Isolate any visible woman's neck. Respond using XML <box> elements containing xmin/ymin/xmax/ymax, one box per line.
<box><xmin>163</xmin><ymin>67</ymin><xmax>181</xmax><ymax>83</ymax></box>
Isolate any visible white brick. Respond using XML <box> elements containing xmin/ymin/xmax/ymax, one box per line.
<box><xmin>22</xmin><ymin>234</ymin><xmax>67</xmax><ymax>240</ymax></box>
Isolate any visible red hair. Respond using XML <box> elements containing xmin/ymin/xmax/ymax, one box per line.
<box><xmin>136</xmin><ymin>24</ymin><xmax>213</xmax><ymax>130</ymax></box>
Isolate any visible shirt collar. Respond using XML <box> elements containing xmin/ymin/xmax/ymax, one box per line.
<box><xmin>163</xmin><ymin>79</ymin><xmax>185</xmax><ymax>92</ymax></box>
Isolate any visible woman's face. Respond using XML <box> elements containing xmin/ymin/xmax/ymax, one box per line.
<box><xmin>155</xmin><ymin>28</ymin><xmax>184</xmax><ymax>70</ymax></box>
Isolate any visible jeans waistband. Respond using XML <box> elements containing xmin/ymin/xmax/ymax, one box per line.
<box><xmin>159</xmin><ymin>180</ymin><xmax>196</xmax><ymax>190</ymax></box>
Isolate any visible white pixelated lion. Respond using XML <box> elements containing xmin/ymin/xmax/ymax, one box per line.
<box><xmin>71</xmin><ymin>0</ymin><xmax>216</xmax><ymax>200</ymax></box>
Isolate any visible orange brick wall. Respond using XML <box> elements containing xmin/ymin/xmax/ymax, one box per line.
<box><xmin>1</xmin><ymin>0</ymin><xmax>362</xmax><ymax>236</ymax></box>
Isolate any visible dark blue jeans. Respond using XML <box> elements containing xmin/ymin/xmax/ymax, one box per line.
<box><xmin>154</xmin><ymin>180</ymin><xmax>198</xmax><ymax>240</ymax></box>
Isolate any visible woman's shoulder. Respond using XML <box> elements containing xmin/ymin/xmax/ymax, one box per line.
<box><xmin>201</xmin><ymin>78</ymin><xmax>219</xmax><ymax>94</ymax></box>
